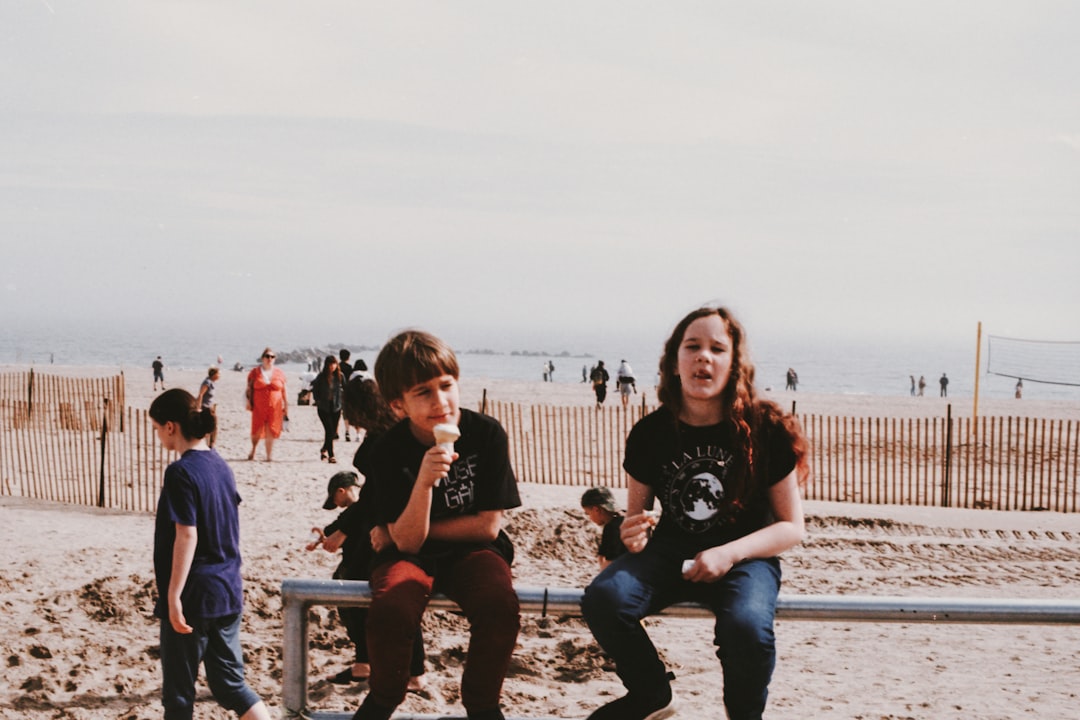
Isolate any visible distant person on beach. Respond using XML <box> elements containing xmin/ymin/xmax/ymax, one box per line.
<box><xmin>152</xmin><ymin>356</ymin><xmax>166</xmax><ymax>391</ymax></box>
<box><xmin>785</xmin><ymin>367</ymin><xmax>798</xmax><ymax>391</ymax></box>
<box><xmin>350</xmin><ymin>329</ymin><xmax>521</xmax><ymax>720</ymax></box>
<box><xmin>940</xmin><ymin>373</ymin><xmax>949</xmax><ymax>397</ymax></box>
<box><xmin>1015</xmin><ymin>378</ymin><xmax>1023</xmax><ymax>399</ymax></box>
<box><xmin>591</xmin><ymin>361</ymin><xmax>610</xmax><ymax>409</ymax></box>
<box><xmin>582</xmin><ymin>365</ymin><xmax>588</xmax><ymax>383</ymax></box>
<box><xmin>581</xmin><ymin>305</ymin><xmax>810</xmax><ymax>720</ymax></box>
<box><xmin>312</xmin><ymin>355</ymin><xmax>345</xmax><ymax>463</ymax></box>
<box><xmin>245</xmin><ymin>348</ymin><xmax>288</xmax><ymax>462</ymax></box>
<box><xmin>542</xmin><ymin>362</ymin><xmax>550</xmax><ymax>382</ymax></box>
<box><xmin>548</xmin><ymin>360</ymin><xmax>555</xmax><ymax>381</ymax></box>
<box><xmin>918</xmin><ymin>375</ymin><xmax>926</xmax><ymax>396</ymax></box>
<box><xmin>616</xmin><ymin>360</ymin><xmax>637</xmax><ymax>408</ymax></box>
<box><xmin>910</xmin><ymin>375</ymin><xmax>916</xmax><ymax>396</ymax></box>
<box><xmin>149</xmin><ymin>389</ymin><xmax>272</xmax><ymax>720</ymax></box>
<box><xmin>339</xmin><ymin>349</ymin><xmax>356</xmax><ymax>441</ymax></box>
<box><xmin>195</xmin><ymin>367</ymin><xmax>220</xmax><ymax>448</ymax></box>
<box><xmin>339</xmin><ymin>349</ymin><xmax>354</xmax><ymax>381</ymax></box>
<box><xmin>581</xmin><ymin>487</ymin><xmax>627</xmax><ymax>570</ymax></box>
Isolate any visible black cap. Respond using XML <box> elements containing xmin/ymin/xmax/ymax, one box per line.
<box><xmin>323</xmin><ymin>471</ymin><xmax>359</xmax><ymax>510</ymax></box>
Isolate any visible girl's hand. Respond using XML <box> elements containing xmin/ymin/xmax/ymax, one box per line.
<box><xmin>169</xmin><ymin>598</ymin><xmax>193</xmax><ymax>634</ymax></box>
<box><xmin>620</xmin><ymin>512</ymin><xmax>656</xmax><ymax>553</ymax></box>
<box><xmin>682</xmin><ymin>545</ymin><xmax>737</xmax><ymax>583</ymax></box>
<box><xmin>418</xmin><ymin>445</ymin><xmax>457</xmax><ymax>488</ymax></box>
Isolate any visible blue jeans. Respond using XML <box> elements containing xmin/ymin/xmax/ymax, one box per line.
<box><xmin>582</xmin><ymin>542</ymin><xmax>781</xmax><ymax>720</ymax></box>
<box><xmin>159</xmin><ymin>613</ymin><xmax>261</xmax><ymax>720</ymax></box>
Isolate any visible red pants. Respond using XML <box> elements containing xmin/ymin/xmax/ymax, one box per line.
<box><xmin>366</xmin><ymin>549</ymin><xmax>520</xmax><ymax>713</ymax></box>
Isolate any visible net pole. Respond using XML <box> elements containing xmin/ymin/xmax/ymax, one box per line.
<box><xmin>972</xmin><ymin>321</ymin><xmax>982</xmax><ymax>442</ymax></box>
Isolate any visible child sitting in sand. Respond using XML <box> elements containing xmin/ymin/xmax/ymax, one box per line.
<box><xmin>308</xmin><ymin>470</ymin><xmax>425</xmax><ymax>691</ymax></box>
<box><xmin>350</xmin><ymin>329</ymin><xmax>521</xmax><ymax>720</ymax></box>
<box><xmin>581</xmin><ymin>487</ymin><xmax>628</xmax><ymax>569</ymax></box>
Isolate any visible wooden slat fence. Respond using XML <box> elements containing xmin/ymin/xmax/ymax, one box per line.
<box><xmin>483</xmin><ymin>400</ymin><xmax>1080</xmax><ymax>513</ymax></box>
<box><xmin>0</xmin><ymin>371</ymin><xmax>172</xmax><ymax>513</ymax></box>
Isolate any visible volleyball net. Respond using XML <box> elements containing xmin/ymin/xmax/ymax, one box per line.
<box><xmin>986</xmin><ymin>335</ymin><xmax>1080</xmax><ymax>387</ymax></box>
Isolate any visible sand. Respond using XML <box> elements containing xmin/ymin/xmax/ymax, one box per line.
<box><xmin>2</xmin><ymin>365</ymin><xmax>1079</xmax><ymax>719</ymax></box>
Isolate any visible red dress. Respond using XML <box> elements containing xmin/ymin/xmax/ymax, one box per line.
<box><xmin>247</xmin><ymin>367</ymin><xmax>287</xmax><ymax>439</ymax></box>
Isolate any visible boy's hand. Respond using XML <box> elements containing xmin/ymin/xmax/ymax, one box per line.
<box><xmin>370</xmin><ymin>525</ymin><xmax>394</xmax><ymax>553</ymax></box>
<box><xmin>322</xmin><ymin>530</ymin><xmax>346</xmax><ymax>553</ymax></box>
<box><xmin>418</xmin><ymin>445</ymin><xmax>457</xmax><ymax>488</ymax></box>
<box><xmin>169</xmin><ymin>598</ymin><xmax>193</xmax><ymax>634</ymax></box>
<box><xmin>620</xmin><ymin>512</ymin><xmax>657</xmax><ymax>553</ymax></box>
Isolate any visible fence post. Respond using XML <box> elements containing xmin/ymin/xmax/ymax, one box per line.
<box><xmin>942</xmin><ymin>404</ymin><xmax>953</xmax><ymax>507</ymax></box>
<box><xmin>27</xmin><ymin>368</ymin><xmax>34</xmax><ymax>419</ymax></box>
<box><xmin>97</xmin><ymin>398</ymin><xmax>109</xmax><ymax>508</ymax></box>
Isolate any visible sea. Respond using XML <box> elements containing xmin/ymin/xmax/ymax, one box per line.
<box><xmin>3</xmin><ymin>325</ymin><xmax>1078</xmax><ymax>404</ymax></box>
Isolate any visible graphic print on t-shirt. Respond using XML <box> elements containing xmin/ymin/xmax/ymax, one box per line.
<box><xmin>441</xmin><ymin>451</ymin><xmax>479</xmax><ymax>512</ymax></box>
<box><xmin>663</xmin><ymin>445</ymin><xmax>739</xmax><ymax>534</ymax></box>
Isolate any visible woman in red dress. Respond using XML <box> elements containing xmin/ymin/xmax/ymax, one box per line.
<box><xmin>246</xmin><ymin>347</ymin><xmax>288</xmax><ymax>461</ymax></box>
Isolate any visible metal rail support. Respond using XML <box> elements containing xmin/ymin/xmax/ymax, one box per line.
<box><xmin>281</xmin><ymin>578</ymin><xmax>1080</xmax><ymax>720</ymax></box>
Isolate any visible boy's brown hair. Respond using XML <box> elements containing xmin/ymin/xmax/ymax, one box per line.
<box><xmin>374</xmin><ymin>329</ymin><xmax>460</xmax><ymax>402</ymax></box>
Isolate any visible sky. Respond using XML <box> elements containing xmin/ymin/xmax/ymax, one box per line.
<box><xmin>2</xmin><ymin>1</ymin><xmax>1079</xmax><ymax>358</ymax></box>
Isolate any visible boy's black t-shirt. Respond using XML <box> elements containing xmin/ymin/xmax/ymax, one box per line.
<box><xmin>623</xmin><ymin>406</ymin><xmax>796</xmax><ymax>555</ymax></box>
<box><xmin>599</xmin><ymin>515</ymin><xmax>628</xmax><ymax>562</ymax></box>
<box><xmin>368</xmin><ymin>407</ymin><xmax>521</xmax><ymax>564</ymax></box>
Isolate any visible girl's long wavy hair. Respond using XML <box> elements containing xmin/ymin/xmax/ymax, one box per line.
<box><xmin>656</xmin><ymin>306</ymin><xmax>811</xmax><ymax>500</ymax></box>
<box><xmin>343</xmin><ymin>376</ymin><xmax>399</xmax><ymax>435</ymax></box>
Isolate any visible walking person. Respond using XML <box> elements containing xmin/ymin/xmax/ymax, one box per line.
<box><xmin>245</xmin><ymin>348</ymin><xmax>288</xmax><ymax>462</ymax></box>
<box><xmin>149</xmin><ymin>389</ymin><xmax>272</xmax><ymax>720</ymax></box>
<box><xmin>195</xmin><ymin>367</ymin><xmax>220</xmax><ymax>448</ymax></box>
<box><xmin>312</xmin><ymin>355</ymin><xmax>345</xmax><ymax>463</ymax></box>
<box><xmin>153</xmin><ymin>356</ymin><xmax>166</xmax><ymax>391</ymax></box>
<box><xmin>591</xmin><ymin>361</ymin><xmax>610</xmax><ymax>409</ymax></box>
<box><xmin>939</xmin><ymin>373</ymin><xmax>949</xmax><ymax>397</ymax></box>
<box><xmin>581</xmin><ymin>306</ymin><xmax>810</xmax><ymax>720</ymax></box>
<box><xmin>616</xmin><ymin>360</ymin><xmax>637</xmax><ymax>408</ymax></box>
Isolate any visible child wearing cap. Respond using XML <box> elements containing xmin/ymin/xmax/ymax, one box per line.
<box><xmin>581</xmin><ymin>487</ymin><xmax>628</xmax><ymax>569</ymax></box>
<box><xmin>307</xmin><ymin>470</ymin><xmax>425</xmax><ymax>690</ymax></box>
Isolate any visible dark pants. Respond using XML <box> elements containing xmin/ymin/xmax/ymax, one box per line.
<box><xmin>582</xmin><ymin>544</ymin><xmax>781</xmax><ymax>720</ymax></box>
<box><xmin>318</xmin><ymin>407</ymin><xmax>341</xmax><ymax>458</ymax></box>
<box><xmin>159</xmin><ymin>614</ymin><xmax>261</xmax><ymax>720</ymax></box>
<box><xmin>364</xmin><ymin>550</ymin><xmax>520</xmax><ymax>713</ymax></box>
<box><xmin>339</xmin><ymin>605</ymin><xmax>425</xmax><ymax>676</ymax></box>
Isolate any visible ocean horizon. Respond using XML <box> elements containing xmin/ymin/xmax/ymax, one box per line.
<box><xmin>4</xmin><ymin>324</ymin><xmax>1078</xmax><ymax>405</ymax></box>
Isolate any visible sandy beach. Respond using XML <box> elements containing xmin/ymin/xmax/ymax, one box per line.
<box><xmin>2</xmin><ymin>365</ymin><xmax>1079</xmax><ymax>719</ymax></box>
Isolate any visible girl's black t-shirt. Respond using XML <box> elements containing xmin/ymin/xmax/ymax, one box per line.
<box><xmin>623</xmin><ymin>406</ymin><xmax>797</xmax><ymax>555</ymax></box>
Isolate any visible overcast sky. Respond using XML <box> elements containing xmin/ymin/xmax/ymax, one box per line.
<box><xmin>2</xmin><ymin>1</ymin><xmax>1078</xmax><ymax>355</ymax></box>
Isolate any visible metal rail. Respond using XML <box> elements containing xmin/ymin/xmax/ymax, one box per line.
<box><xmin>281</xmin><ymin>578</ymin><xmax>1080</xmax><ymax>720</ymax></box>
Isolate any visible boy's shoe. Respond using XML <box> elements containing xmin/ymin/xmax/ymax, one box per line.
<box><xmin>351</xmin><ymin>695</ymin><xmax>395</xmax><ymax>720</ymax></box>
<box><xmin>587</xmin><ymin>686</ymin><xmax>675</xmax><ymax>720</ymax></box>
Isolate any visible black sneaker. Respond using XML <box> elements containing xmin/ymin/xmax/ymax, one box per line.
<box><xmin>587</xmin><ymin>686</ymin><xmax>675</xmax><ymax>720</ymax></box>
<box><xmin>350</xmin><ymin>695</ymin><xmax>395</xmax><ymax>720</ymax></box>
